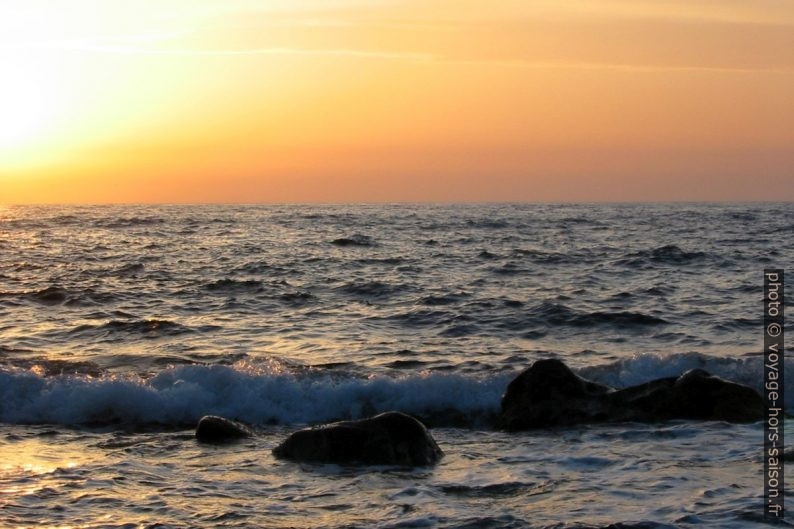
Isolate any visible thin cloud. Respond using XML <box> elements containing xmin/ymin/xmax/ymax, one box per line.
<box><xmin>447</xmin><ymin>58</ymin><xmax>794</xmax><ymax>75</ymax></box>
<box><xmin>7</xmin><ymin>36</ymin><xmax>790</xmax><ymax>74</ymax></box>
<box><xmin>8</xmin><ymin>37</ymin><xmax>435</xmax><ymax>62</ymax></box>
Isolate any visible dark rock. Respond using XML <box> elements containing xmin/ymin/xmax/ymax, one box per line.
<box><xmin>272</xmin><ymin>411</ymin><xmax>443</xmax><ymax>466</ymax></box>
<box><xmin>500</xmin><ymin>359</ymin><xmax>612</xmax><ymax>430</ymax></box>
<box><xmin>499</xmin><ymin>360</ymin><xmax>763</xmax><ymax>431</ymax></box>
<box><xmin>195</xmin><ymin>415</ymin><xmax>253</xmax><ymax>443</ymax></box>
<box><xmin>610</xmin><ymin>368</ymin><xmax>764</xmax><ymax>423</ymax></box>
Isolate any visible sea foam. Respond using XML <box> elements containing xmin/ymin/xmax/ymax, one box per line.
<box><xmin>0</xmin><ymin>363</ymin><xmax>509</xmax><ymax>427</ymax></box>
<box><xmin>0</xmin><ymin>353</ymin><xmax>787</xmax><ymax>427</ymax></box>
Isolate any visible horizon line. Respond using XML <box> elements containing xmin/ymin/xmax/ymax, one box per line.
<box><xmin>4</xmin><ymin>200</ymin><xmax>793</xmax><ymax>207</ymax></box>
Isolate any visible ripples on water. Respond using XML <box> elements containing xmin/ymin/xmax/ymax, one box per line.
<box><xmin>0</xmin><ymin>203</ymin><xmax>792</xmax><ymax>528</ymax></box>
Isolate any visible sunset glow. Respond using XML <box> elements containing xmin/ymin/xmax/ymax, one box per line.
<box><xmin>1</xmin><ymin>0</ymin><xmax>792</xmax><ymax>202</ymax></box>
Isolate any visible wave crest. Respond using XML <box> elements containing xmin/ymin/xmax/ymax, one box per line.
<box><xmin>0</xmin><ymin>364</ymin><xmax>507</xmax><ymax>427</ymax></box>
<box><xmin>0</xmin><ymin>352</ymin><xmax>786</xmax><ymax>428</ymax></box>
<box><xmin>616</xmin><ymin>245</ymin><xmax>708</xmax><ymax>267</ymax></box>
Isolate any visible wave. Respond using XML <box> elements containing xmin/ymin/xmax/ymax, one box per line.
<box><xmin>50</xmin><ymin>214</ymin><xmax>82</xmax><ymax>226</ymax></box>
<box><xmin>23</xmin><ymin>286</ymin><xmax>69</xmax><ymax>305</ymax></box>
<box><xmin>68</xmin><ymin>319</ymin><xmax>199</xmax><ymax>338</ymax></box>
<box><xmin>525</xmin><ymin>302</ymin><xmax>668</xmax><ymax>328</ymax></box>
<box><xmin>2</xmin><ymin>213</ymin><xmax>85</xmax><ymax>228</ymax></box>
<box><xmin>94</xmin><ymin>216</ymin><xmax>166</xmax><ymax>228</ymax></box>
<box><xmin>113</xmin><ymin>262</ymin><xmax>145</xmax><ymax>276</ymax></box>
<box><xmin>439</xmin><ymin>480</ymin><xmax>553</xmax><ymax>498</ymax></box>
<box><xmin>377</xmin><ymin>302</ymin><xmax>667</xmax><ymax>333</ymax></box>
<box><xmin>1</xmin><ymin>286</ymin><xmax>117</xmax><ymax>307</ymax></box>
<box><xmin>491</xmin><ymin>263</ymin><xmax>527</xmax><ymax>276</ymax></box>
<box><xmin>616</xmin><ymin>245</ymin><xmax>708</xmax><ymax>267</ymax></box>
<box><xmin>278</xmin><ymin>291</ymin><xmax>316</xmax><ymax>304</ymax></box>
<box><xmin>379</xmin><ymin>309</ymin><xmax>453</xmax><ymax>327</ymax></box>
<box><xmin>0</xmin><ymin>352</ymin><xmax>786</xmax><ymax>427</ymax></box>
<box><xmin>233</xmin><ymin>261</ymin><xmax>271</xmax><ymax>274</ymax></box>
<box><xmin>382</xmin><ymin>359</ymin><xmax>431</xmax><ymax>369</ymax></box>
<box><xmin>338</xmin><ymin>281</ymin><xmax>400</xmax><ymax>298</ymax></box>
<box><xmin>616</xmin><ymin>244</ymin><xmax>708</xmax><ymax>267</ymax></box>
<box><xmin>3</xmin><ymin>213</ymin><xmax>162</xmax><ymax>229</ymax></box>
<box><xmin>465</xmin><ymin>218</ymin><xmax>509</xmax><ymax>229</ymax></box>
<box><xmin>711</xmin><ymin>317</ymin><xmax>760</xmax><ymax>331</ymax></box>
<box><xmin>418</xmin><ymin>293</ymin><xmax>470</xmax><ymax>306</ymax></box>
<box><xmin>0</xmin><ymin>363</ymin><xmax>508</xmax><ymax>427</ymax></box>
<box><xmin>1</xmin><ymin>358</ymin><xmax>104</xmax><ymax>377</ymax></box>
<box><xmin>511</xmin><ymin>248</ymin><xmax>576</xmax><ymax>264</ymax></box>
<box><xmin>579</xmin><ymin>351</ymin><xmax>790</xmax><ymax>404</ymax></box>
<box><xmin>725</xmin><ymin>211</ymin><xmax>758</xmax><ymax>222</ymax></box>
<box><xmin>330</xmin><ymin>234</ymin><xmax>376</xmax><ymax>247</ymax></box>
<box><xmin>204</xmin><ymin>278</ymin><xmax>263</xmax><ymax>293</ymax></box>
<box><xmin>355</xmin><ymin>257</ymin><xmax>406</xmax><ymax>266</ymax></box>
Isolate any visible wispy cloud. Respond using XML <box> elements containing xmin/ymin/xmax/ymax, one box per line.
<box><xmin>449</xmin><ymin>59</ymin><xmax>794</xmax><ymax>75</ymax></box>
<box><xmin>6</xmin><ymin>34</ymin><xmax>790</xmax><ymax>75</ymax></box>
<box><xmin>6</xmin><ymin>35</ymin><xmax>435</xmax><ymax>62</ymax></box>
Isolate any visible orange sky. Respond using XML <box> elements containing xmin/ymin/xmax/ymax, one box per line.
<box><xmin>1</xmin><ymin>0</ymin><xmax>792</xmax><ymax>203</ymax></box>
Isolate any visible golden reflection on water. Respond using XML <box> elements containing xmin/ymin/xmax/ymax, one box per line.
<box><xmin>0</xmin><ymin>439</ymin><xmax>86</xmax><ymax>500</ymax></box>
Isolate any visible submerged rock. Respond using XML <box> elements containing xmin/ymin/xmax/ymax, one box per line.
<box><xmin>499</xmin><ymin>359</ymin><xmax>763</xmax><ymax>431</ymax></box>
<box><xmin>273</xmin><ymin>411</ymin><xmax>443</xmax><ymax>466</ymax></box>
<box><xmin>195</xmin><ymin>415</ymin><xmax>253</xmax><ymax>443</ymax></box>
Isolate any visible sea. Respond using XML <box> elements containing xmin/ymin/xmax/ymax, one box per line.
<box><xmin>0</xmin><ymin>203</ymin><xmax>791</xmax><ymax>529</ymax></box>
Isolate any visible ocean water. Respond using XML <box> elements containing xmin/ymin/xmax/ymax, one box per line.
<box><xmin>0</xmin><ymin>203</ymin><xmax>791</xmax><ymax>528</ymax></box>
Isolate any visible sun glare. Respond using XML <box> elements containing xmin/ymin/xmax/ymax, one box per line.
<box><xmin>0</xmin><ymin>75</ymin><xmax>55</xmax><ymax>149</ymax></box>
<box><xmin>0</xmin><ymin>5</ymin><xmax>69</xmax><ymax>154</ymax></box>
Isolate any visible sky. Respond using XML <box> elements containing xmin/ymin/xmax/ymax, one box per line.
<box><xmin>0</xmin><ymin>0</ymin><xmax>792</xmax><ymax>203</ymax></box>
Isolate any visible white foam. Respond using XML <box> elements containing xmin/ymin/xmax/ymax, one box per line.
<box><xmin>578</xmin><ymin>351</ymin><xmax>792</xmax><ymax>408</ymax></box>
<box><xmin>0</xmin><ymin>353</ymin><xmax>785</xmax><ymax>427</ymax></box>
<box><xmin>0</xmin><ymin>363</ymin><xmax>510</xmax><ymax>426</ymax></box>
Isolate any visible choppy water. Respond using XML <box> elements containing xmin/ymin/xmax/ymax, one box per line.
<box><xmin>0</xmin><ymin>203</ymin><xmax>791</xmax><ymax>528</ymax></box>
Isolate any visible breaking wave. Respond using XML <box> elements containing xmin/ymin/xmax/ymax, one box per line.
<box><xmin>0</xmin><ymin>352</ymin><xmax>785</xmax><ymax>427</ymax></box>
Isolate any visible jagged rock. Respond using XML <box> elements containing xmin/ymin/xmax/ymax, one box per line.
<box><xmin>273</xmin><ymin>411</ymin><xmax>443</xmax><ymax>466</ymax></box>
<box><xmin>195</xmin><ymin>415</ymin><xmax>253</xmax><ymax>443</ymax></box>
<box><xmin>499</xmin><ymin>359</ymin><xmax>763</xmax><ymax>431</ymax></box>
